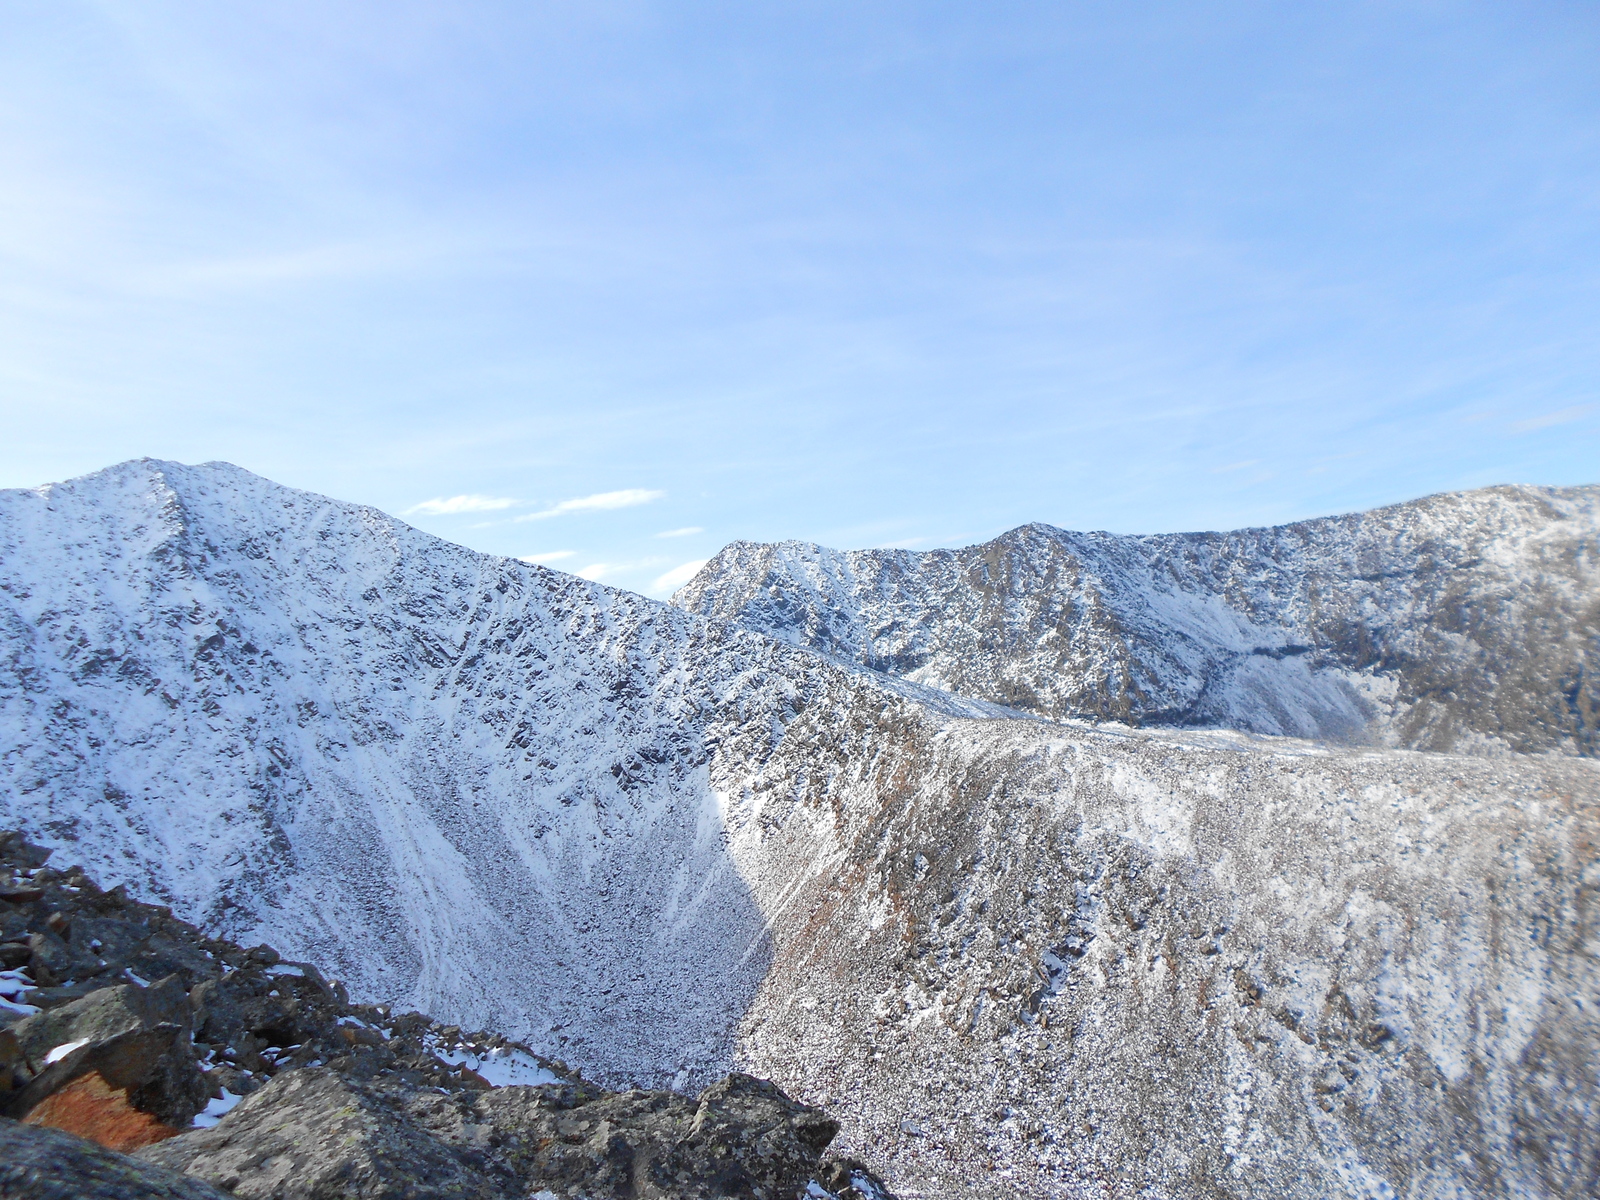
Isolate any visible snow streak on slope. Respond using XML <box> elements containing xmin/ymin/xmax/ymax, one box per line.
<box><xmin>0</xmin><ymin>458</ymin><xmax>952</xmax><ymax>1085</ymax></box>
<box><xmin>674</xmin><ymin>486</ymin><xmax>1600</xmax><ymax>756</ymax></box>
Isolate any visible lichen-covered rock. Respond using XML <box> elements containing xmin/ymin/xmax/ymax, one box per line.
<box><xmin>139</xmin><ymin>1068</ymin><xmax>497</xmax><ymax>1199</ymax></box>
<box><xmin>0</xmin><ymin>1118</ymin><xmax>233</xmax><ymax>1200</ymax></box>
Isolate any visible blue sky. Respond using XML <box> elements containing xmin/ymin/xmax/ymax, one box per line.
<box><xmin>3</xmin><ymin>2</ymin><xmax>1598</xmax><ymax>597</ymax></box>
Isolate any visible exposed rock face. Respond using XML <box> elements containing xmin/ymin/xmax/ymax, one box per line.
<box><xmin>3</xmin><ymin>460</ymin><xmax>1598</xmax><ymax>1199</ymax></box>
<box><xmin>142</xmin><ymin>1067</ymin><xmax>839</xmax><ymax>1200</ymax></box>
<box><xmin>674</xmin><ymin>485</ymin><xmax>1600</xmax><ymax>755</ymax></box>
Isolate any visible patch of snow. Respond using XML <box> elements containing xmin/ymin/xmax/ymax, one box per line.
<box><xmin>0</xmin><ymin>968</ymin><xmax>38</xmax><ymax>1014</ymax></box>
<box><xmin>434</xmin><ymin>1044</ymin><xmax>562</xmax><ymax>1088</ymax></box>
<box><xmin>0</xmin><ymin>967</ymin><xmax>32</xmax><ymax>996</ymax></box>
<box><xmin>44</xmin><ymin>1037</ymin><xmax>90</xmax><ymax>1065</ymax></box>
<box><xmin>192</xmin><ymin>1088</ymin><xmax>243</xmax><ymax>1128</ymax></box>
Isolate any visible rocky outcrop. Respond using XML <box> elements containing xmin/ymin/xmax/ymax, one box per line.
<box><xmin>142</xmin><ymin>1067</ymin><xmax>839</xmax><ymax>1200</ymax></box>
<box><xmin>675</xmin><ymin>484</ymin><xmax>1600</xmax><ymax>755</ymax></box>
<box><xmin>1</xmin><ymin>831</ymin><xmax>883</xmax><ymax>1199</ymax></box>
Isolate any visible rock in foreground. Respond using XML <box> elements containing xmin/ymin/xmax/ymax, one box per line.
<box><xmin>0</xmin><ymin>1120</ymin><xmax>232</xmax><ymax>1200</ymax></box>
<box><xmin>2</xmin><ymin>832</ymin><xmax>885</xmax><ymax>1199</ymax></box>
<box><xmin>142</xmin><ymin>1067</ymin><xmax>839</xmax><ymax>1200</ymax></box>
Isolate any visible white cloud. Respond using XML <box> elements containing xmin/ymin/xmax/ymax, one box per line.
<box><xmin>576</xmin><ymin>563</ymin><xmax>614</xmax><ymax>581</ymax></box>
<box><xmin>516</xmin><ymin>489</ymin><xmax>665</xmax><ymax>521</ymax></box>
<box><xmin>651</xmin><ymin>559</ymin><xmax>708</xmax><ymax>596</ymax></box>
<box><xmin>1513</xmin><ymin>405</ymin><xmax>1593</xmax><ymax>432</ymax></box>
<box><xmin>655</xmin><ymin>526</ymin><xmax>704</xmax><ymax>538</ymax></box>
<box><xmin>518</xmin><ymin>550</ymin><xmax>575</xmax><ymax>564</ymax></box>
<box><xmin>405</xmin><ymin>494</ymin><xmax>518</xmax><ymax>516</ymax></box>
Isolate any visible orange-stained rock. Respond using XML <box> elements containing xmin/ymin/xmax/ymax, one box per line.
<box><xmin>22</xmin><ymin>1070</ymin><xmax>185</xmax><ymax>1152</ymax></box>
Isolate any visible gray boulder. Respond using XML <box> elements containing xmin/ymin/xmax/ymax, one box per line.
<box><xmin>0</xmin><ymin>1118</ymin><xmax>233</xmax><ymax>1200</ymax></box>
<box><xmin>3</xmin><ymin>978</ymin><xmax>209</xmax><ymax>1132</ymax></box>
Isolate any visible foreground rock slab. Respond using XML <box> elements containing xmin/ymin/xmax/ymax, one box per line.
<box><xmin>4</xmin><ymin>977</ymin><xmax>211</xmax><ymax>1148</ymax></box>
<box><xmin>0</xmin><ymin>1119</ymin><xmax>233</xmax><ymax>1200</ymax></box>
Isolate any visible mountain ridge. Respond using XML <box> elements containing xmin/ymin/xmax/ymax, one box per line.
<box><xmin>2</xmin><ymin>460</ymin><xmax>1597</xmax><ymax>1198</ymax></box>
<box><xmin>674</xmin><ymin>482</ymin><xmax>1600</xmax><ymax>756</ymax></box>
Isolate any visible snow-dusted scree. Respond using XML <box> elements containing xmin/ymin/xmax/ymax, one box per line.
<box><xmin>3</xmin><ymin>459</ymin><xmax>1598</xmax><ymax>1199</ymax></box>
<box><xmin>674</xmin><ymin>486</ymin><xmax>1600</xmax><ymax>756</ymax></box>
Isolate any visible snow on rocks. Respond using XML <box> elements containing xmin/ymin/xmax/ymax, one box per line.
<box><xmin>721</xmin><ymin>713</ymin><xmax>1600</xmax><ymax>1199</ymax></box>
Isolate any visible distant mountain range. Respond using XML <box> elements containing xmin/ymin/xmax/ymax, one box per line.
<box><xmin>675</xmin><ymin>484</ymin><xmax>1600</xmax><ymax>757</ymax></box>
<box><xmin>2</xmin><ymin>460</ymin><xmax>1596</xmax><ymax>1200</ymax></box>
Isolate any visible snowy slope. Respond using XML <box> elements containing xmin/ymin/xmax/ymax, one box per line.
<box><xmin>0</xmin><ymin>458</ymin><xmax>947</xmax><ymax>1084</ymax></box>
<box><xmin>3</xmin><ymin>460</ymin><xmax>1597</xmax><ymax>1199</ymax></box>
<box><xmin>674</xmin><ymin>486</ymin><xmax>1600</xmax><ymax>755</ymax></box>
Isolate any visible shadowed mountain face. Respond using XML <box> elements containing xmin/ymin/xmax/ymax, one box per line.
<box><xmin>674</xmin><ymin>485</ymin><xmax>1600</xmax><ymax>756</ymax></box>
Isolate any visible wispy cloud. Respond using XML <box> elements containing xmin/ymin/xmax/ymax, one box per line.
<box><xmin>575</xmin><ymin>556</ymin><xmax>671</xmax><ymax>582</ymax></box>
<box><xmin>651</xmin><ymin>559</ymin><xmax>708</xmax><ymax>595</ymax></box>
<box><xmin>1212</xmin><ymin>460</ymin><xmax>1261</xmax><ymax>474</ymax></box>
<box><xmin>518</xmin><ymin>550</ymin><xmax>575</xmax><ymax>564</ymax></box>
<box><xmin>516</xmin><ymin>489</ymin><xmax>665</xmax><ymax>521</ymax></box>
<box><xmin>655</xmin><ymin>526</ymin><xmax>703</xmax><ymax>538</ymax></box>
<box><xmin>1513</xmin><ymin>405</ymin><xmax>1593</xmax><ymax>433</ymax></box>
<box><xmin>405</xmin><ymin>494</ymin><xmax>519</xmax><ymax>516</ymax></box>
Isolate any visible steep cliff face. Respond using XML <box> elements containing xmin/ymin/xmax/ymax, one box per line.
<box><xmin>3</xmin><ymin>461</ymin><xmax>1598</xmax><ymax>1200</ymax></box>
<box><xmin>674</xmin><ymin>486</ymin><xmax>1600</xmax><ymax>755</ymax></box>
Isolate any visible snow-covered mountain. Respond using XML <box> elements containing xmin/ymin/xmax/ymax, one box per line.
<box><xmin>0</xmin><ymin>458</ymin><xmax>944</xmax><ymax>1084</ymax></box>
<box><xmin>674</xmin><ymin>485</ymin><xmax>1600</xmax><ymax>756</ymax></box>
<box><xmin>3</xmin><ymin>460</ymin><xmax>1597</xmax><ymax>1199</ymax></box>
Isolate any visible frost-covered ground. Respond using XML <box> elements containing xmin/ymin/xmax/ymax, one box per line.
<box><xmin>2</xmin><ymin>460</ymin><xmax>1596</xmax><ymax>1199</ymax></box>
<box><xmin>674</xmin><ymin>486</ymin><xmax>1600</xmax><ymax>756</ymax></box>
